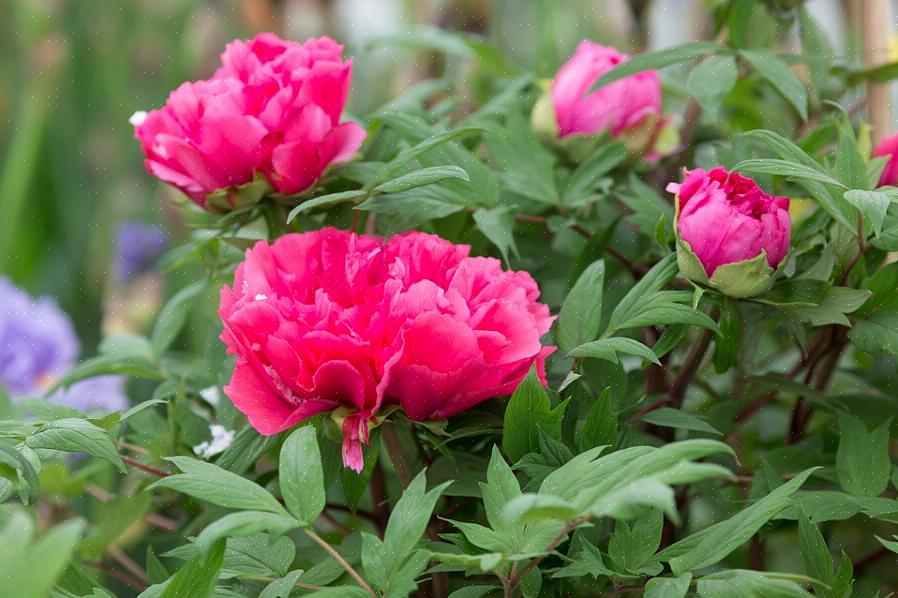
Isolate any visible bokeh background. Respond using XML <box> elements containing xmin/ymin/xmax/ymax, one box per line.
<box><xmin>0</xmin><ymin>0</ymin><xmax>884</xmax><ymax>354</ymax></box>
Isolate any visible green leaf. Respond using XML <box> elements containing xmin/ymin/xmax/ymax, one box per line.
<box><xmin>279</xmin><ymin>425</ymin><xmax>325</xmax><ymax>525</ymax></box>
<box><xmin>160</xmin><ymin>539</ymin><xmax>225</xmax><ymax>598</ymax></box>
<box><xmin>740</xmin><ymin>50</ymin><xmax>808</xmax><ymax>119</ymax></box>
<box><xmin>147</xmin><ymin>546</ymin><xmax>170</xmax><ymax>584</ymax></box>
<box><xmin>26</xmin><ymin>418</ymin><xmax>125</xmax><ymax>472</ymax></box>
<box><xmin>661</xmin><ymin>468</ymin><xmax>818</xmax><ymax>575</ymax></box>
<box><xmin>608</xmin><ymin>509</ymin><xmax>664</xmax><ymax>573</ymax></box>
<box><xmin>798</xmin><ymin>509</ymin><xmax>834</xmax><ymax>595</ymax></box>
<box><xmin>577</xmin><ymin>388</ymin><xmax>618</xmax><ymax>453</ymax></box>
<box><xmin>640</xmin><ymin>408</ymin><xmax>721</xmax><ymax>436</ymax></box>
<box><xmin>696</xmin><ymin>570</ymin><xmax>815</xmax><ymax>598</ymax></box>
<box><xmin>473</xmin><ymin>206</ymin><xmax>518</xmax><ymax>263</ymax></box>
<box><xmin>287</xmin><ymin>190</ymin><xmax>368</xmax><ymax>221</ymax></box>
<box><xmin>755</xmin><ymin>279</ymin><xmax>830</xmax><ymax>307</ymax></box>
<box><xmin>592</xmin><ymin>42</ymin><xmax>725</xmax><ymax>90</ymax></box>
<box><xmin>732</xmin><ymin>159</ymin><xmax>845</xmax><ymax>188</ymax></box>
<box><xmin>569</xmin><ymin>337</ymin><xmax>660</xmax><ymax>366</ymax></box>
<box><xmin>552</xmin><ymin>536</ymin><xmax>613</xmax><ymax>579</ymax></box>
<box><xmin>645</xmin><ymin>573</ymin><xmax>692</xmax><ymax>598</ymax></box>
<box><xmin>501</xmin><ymin>494</ymin><xmax>580</xmax><ymax>527</ymax></box>
<box><xmin>562</xmin><ymin>143</ymin><xmax>627</xmax><ymax>202</ymax></box>
<box><xmin>259</xmin><ymin>570</ymin><xmax>304</xmax><ymax>598</ymax></box>
<box><xmin>194</xmin><ymin>512</ymin><xmax>301</xmax><ymax>552</ymax></box>
<box><xmin>843</xmin><ymin>189</ymin><xmax>892</xmax><ymax>236</ymax></box>
<box><xmin>789</xmin><ymin>287</ymin><xmax>871</xmax><ymax>327</ymax></box>
<box><xmin>151</xmin><ymin>281</ymin><xmax>206</xmax><ymax>355</ymax></box>
<box><xmin>849</xmin><ymin>311</ymin><xmax>898</xmax><ymax>357</ymax></box>
<box><xmin>0</xmin><ymin>516</ymin><xmax>84</xmax><ymax>598</ymax></box>
<box><xmin>836</xmin><ymin>412</ymin><xmax>890</xmax><ymax>496</ymax></box>
<box><xmin>373</xmin><ymin>165</ymin><xmax>469</xmax><ymax>193</ymax></box>
<box><xmin>149</xmin><ymin>457</ymin><xmax>286</xmax><ymax>515</ymax></box>
<box><xmin>502</xmin><ymin>368</ymin><xmax>552</xmax><ymax>462</ymax></box>
<box><xmin>876</xmin><ymin>534</ymin><xmax>898</xmax><ymax>554</ymax></box>
<box><xmin>834</xmin><ymin>120</ymin><xmax>868</xmax><ymax>190</ymax></box>
<box><xmin>45</xmin><ymin>355</ymin><xmax>161</xmax><ymax>394</ymax></box>
<box><xmin>742</xmin><ymin>129</ymin><xmax>853</xmax><ymax>229</ymax></box>
<box><xmin>480</xmin><ymin>446</ymin><xmax>522</xmax><ymax>533</ymax></box>
<box><xmin>686</xmin><ymin>55</ymin><xmax>738</xmax><ymax>117</ymax></box>
<box><xmin>366</xmin><ymin>122</ymin><xmax>489</xmax><ymax>189</ymax></box>
<box><xmin>557</xmin><ymin>260</ymin><xmax>605</xmax><ymax>354</ymax></box>
<box><xmin>605</xmin><ymin>253</ymin><xmax>678</xmax><ymax>334</ymax></box>
<box><xmin>380</xmin><ymin>471</ymin><xmax>450</xmax><ymax>582</ymax></box>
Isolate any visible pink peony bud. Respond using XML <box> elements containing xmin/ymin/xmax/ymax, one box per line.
<box><xmin>134</xmin><ymin>34</ymin><xmax>365</xmax><ymax>210</ymax></box>
<box><xmin>219</xmin><ymin>228</ymin><xmax>555</xmax><ymax>471</ymax></box>
<box><xmin>551</xmin><ymin>41</ymin><xmax>663</xmax><ymax>139</ymax></box>
<box><xmin>668</xmin><ymin>168</ymin><xmax>791</xmax><ymax>297</ymax></box>
<box><xmin>873</xmin><ymin>132</ymin><xmax>898</xmax><ymax>187</ymax></box>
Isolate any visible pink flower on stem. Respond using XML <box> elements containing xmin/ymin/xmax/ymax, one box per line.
<box><xmin>551</xmin><ymin>41</ymin><xmax>663</xmax><ymax>139</ymax></box>
<box><xmin>668</xmin><ymin>167</ymin><xmax>791</xmax><ymax>298</ymax></box>
<box><xmin>873</xmin><ymin>132</ymin><xmax>898</xmax><ymax>187</ymax></box>
<box><xmin>133</xmin><ymin>34</ymin><xmax>365</xmax><ymax>209</ymax></box>
<box><xmin>219</xmin><ymin>229</ymin><xmax>555</xmax><ymax>471</ymax></box>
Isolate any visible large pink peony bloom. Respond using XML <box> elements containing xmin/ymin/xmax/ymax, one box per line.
<box><xmin>873</xmin><ymin>132</ymin><xmax>898</xmax><ymax>187</ymax></box>
<box><xmin>219</xmin><ymin>228</ymin><xmax>555</xmax><ymax>471</ymax></box>
<box><xmin>552</xmin><ymin>40</ymin><xmax>662</xmax><ymax>138</ymax></box>
<box><xmin>133</xmin><ymin>34</ymin><xmax>365</xmax><ymax>209</ymax></box>
<box><xmin>668</xmin><ymin>167</ymin><xmax>791</xmax><ymax>277</ymax></box>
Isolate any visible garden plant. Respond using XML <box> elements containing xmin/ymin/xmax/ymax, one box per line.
<box><xmin>2</xmin><ymin>1</ymin><xmax>898</xmax><ymax>597</ymax></box>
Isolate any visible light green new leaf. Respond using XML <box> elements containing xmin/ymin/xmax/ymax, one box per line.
<box><xmin>279</xmin><ymin>425</ymin><xmax>326</xmax><ymax>524</ymax></box>
<box><xmin>557</xmin><ymin>260</ymin><xmax>605</xmax><ymax>354</ymax></box>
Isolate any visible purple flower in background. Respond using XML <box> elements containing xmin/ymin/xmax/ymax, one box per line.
<box><xmin>0</xmin><ymin>277</ymin><xmax>127</xmax><ymax>412</ymax></box>
<box><xmin>115</xmin><ymin>221</ymin><xmax>168</xmax><ymax>282</ymax></box>
<box><xmin>0</xmin><ymin>277</ymin><xmax>79</xmax><ymax>396</ymax></box>
<box><xmin>52</xmin><ymin>376</ymin><xmax>128</xmax><ymax>412</ymax></box>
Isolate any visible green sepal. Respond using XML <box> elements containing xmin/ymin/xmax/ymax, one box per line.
<box><xmin>205</xmin><ymin>174</ymin><xmax>272</xmax><ymax>214</ymax></box>
<box><xmin>530</xmin><ymin>80</ymin><xmax>558</xmax><ymax>143</ymax></box>
<box><xmin>709</xmin><ymin>252</ymin><xmax>776</xmax><ymax>298</ymax></box>
<box><xmin>676</xmin><ymin>237</ymin><xmax>776</xmax><ymax>298</ymax></box>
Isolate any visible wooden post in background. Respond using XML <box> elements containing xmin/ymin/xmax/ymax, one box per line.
<box><xmin>861</xmin><ymin>0</ymin><xmax>893</xmax><ymax>144</ymax></box>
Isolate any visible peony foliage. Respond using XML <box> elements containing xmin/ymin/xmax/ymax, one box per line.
<box><xmin>4</xmin><ymin>5</ymin><xmax>898</xmax><ymax>598</ymax></box>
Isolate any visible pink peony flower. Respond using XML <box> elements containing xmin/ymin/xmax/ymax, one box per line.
<box><xmin>667</xmin><ymin>168</ymin><xmax>791</xmax><ymax>296</ymax></box>
<box><xmin>219</xmin><ymin>228</ymin><xmax>554</xmax><ymax>471</ymax></box>
<box><xmin>133</xmin><ymin>34</ymin><xmax>365</xmax><ymax>209</ymax></box>
<box><xmin>873</xmin><ymin>132</ymin><xmax>898</xmax><ymax>187</ymax></box>
<box><xmin>551</xmin><ymin>41</ymin><xmax>663</xmax><ymax>138</ymax></box>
